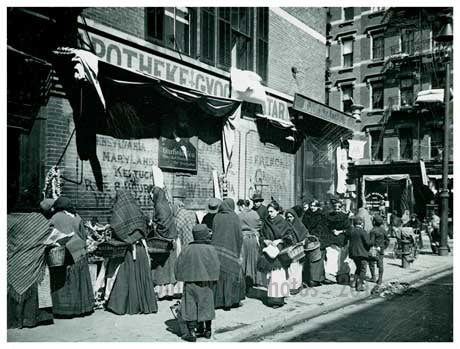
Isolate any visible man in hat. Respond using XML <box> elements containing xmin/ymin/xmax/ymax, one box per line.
<box><xmin>175</xmin><ymin>224</ymin><xmax>221</xmax><ymax>342</ymax></box>
<box><xmin>251</xmin><ymin>193</ymin><xmax>268</xmax><ymax>220</ymax></box>
<box><xmin>368</xmin><ymin>214</ymin><xmax>389</xmax><ymax>285</ymax></box>
<box><xmin>202</xmin><ymin>198</ymin><xmax>221</xmax><ymax>230</ymax></box>
<box><xmin>344</xmin><ymin>216</ymin><xmax>371</xmax><ymax>291</ymax></box>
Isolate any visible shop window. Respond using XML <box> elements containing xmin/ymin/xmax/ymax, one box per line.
<box><xmin>342</xmin><ymin>85</ymin><xmax>354</xmax><ymax>113</ymax></box>
<box><xmin>400</xmin><ymin>77</ymin><xmax>414</xmax><ymax>106</ymax></box>
<box><xmin>401</xmin><ymin>29</ymin><xmax>415</xmax><ymax>55</ymax></box>
<box><xmin>256</xmin><ymin>7</ymin><xmax>269</xmax><ymax>81</ymax></box>
<box><xmin>201</xmin><ymin>8</ymin><xmax>216</xmax><ymax>64</ymax></box>
<box><xmin>371</xmin><ymin>80</ymin><xmax>384</xmax><ymax>110</ymax></box>
<box><xmin>146</xmin><ymin>7</ymin><xmax>196</xmax><ymax>57</ymax></box>
<box><xmin>342</xmin><ymin>38</ymin><xmax>353</xmax><ymax>68</ymax></box>
<box><xmin>218</xmin><ymin>7</ymin><xmax>254</xmax><ymax>71</ymax></box>
<box><xmin>399</xmin><ymin>128</ymin><xmax>413</xmax><ymax>160</ymax></box>
<box><xmin>371</xmin><ymin>32</ymin><xmax>384</xmax><ymax>60</ymax></box>
<box><xmin>343</xmin><ymin>8</ymin><xmax>354</xmax><ymax>21</ymax></box>
<box><xmin>370</xmin><ymin>130</ymin><xmax>383</xmax><ymax>161</ymax></box>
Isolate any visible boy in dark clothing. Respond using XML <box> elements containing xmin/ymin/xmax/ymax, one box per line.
<box><xmin>345</xmin><ymin>216</ymin><xmax>371</xmax><ymax>291</ymax></box>
<box><xmin>175</xmin><ymin>224</ymin><xmax>221</xmax><ymax>342</ymax></box>
<box><xmin>369</xmin><ymin>215</ymin><xmax>389</xmax><ymax>285</ymax></box>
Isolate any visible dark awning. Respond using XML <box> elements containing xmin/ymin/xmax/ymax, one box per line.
<box><xmin>290</xmin><ymin>93</ymin><xmax>359</xmax><ymax>134</ymax></box>
<box><xmin>52</xmin><ymin>48</ymin><xmax>241</xmax><ymax>190</ymax></box>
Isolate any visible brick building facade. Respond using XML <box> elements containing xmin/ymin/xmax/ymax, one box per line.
<box><xmin>9</xmin><ymin>7</ymin><xmax>348</xmax><ymax>222</ymax></box>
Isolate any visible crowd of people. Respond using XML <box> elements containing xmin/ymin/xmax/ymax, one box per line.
<box><xmin>10</xmin><ymin>186</ymin><xmax>430</xmax><ymax>342</ymax></box>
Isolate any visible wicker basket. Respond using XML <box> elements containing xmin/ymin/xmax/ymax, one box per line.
<box><xmin>279</xmin><ymin>242</ymin><xmax>305</xmax><ymax>264</ymax></box>
<box><xmin>304</xmin><ymin>235</ymin><xmax>322</xmax><ymax>262</ymax></box>
<box><xmin>94</xmin><ymin>241</ymin><xmax>129</xmax><ymax>259</ymax></box>
<box><xmin>146</xmin><ymin>236</ymin><xmax>173</xmax><ymax>254</ymax></box>
<box><xmin>46</xmin><ymin>245</ymin><xmax>66</xmax><ymax>267</ymax></box>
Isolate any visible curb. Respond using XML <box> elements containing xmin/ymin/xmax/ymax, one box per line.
<box><xmin>215</xmin><ymin>261</ymin><xmax>453</xmax><ymax>342</ymax></box>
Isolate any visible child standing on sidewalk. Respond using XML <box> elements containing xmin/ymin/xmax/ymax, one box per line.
<box><xmin>175</xmin><ymin>224</ymin><xmax>221</xmax><ymax>342</ymax></box>
<box><xmin>369</xmin><ymin>215</ymin><xmax>390</xmax><ymax>285</ymax></box>
<box><xmin>344</xmin><ymin>216</ymin><xmax>370</xmax><ymax>292</ymax></box>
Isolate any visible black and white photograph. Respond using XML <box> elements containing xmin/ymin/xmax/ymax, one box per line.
<box><xmin>4</xmin><ymin>2</ymin><xmax>457</xmax><ymax>343</ymax></box>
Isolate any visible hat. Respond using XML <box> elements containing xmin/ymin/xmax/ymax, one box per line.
<box><xmin>207</xmin><ymin>198</ymin><xmax>221</xmax><ymax>214</ymax></box>
<box><xmin>331</xmin><ymin>199</ymin><xmax>342</xmax><ymax>206</ymax></box>
<box><xmin>40</xmin><ymin>198</ymin><xmax>56</xmax><ymax>214</ymax></box>
<box><xmin>192</xmin><ymin>224</ymin><xmax>211</xmax><ymax>241</ymax></box>
<box><xmin>251</xmin><ymin>193</ymin><xmax>264</xmax><ymax>202</ymax></box>
<box><xmin>353</xmin><ymin>216</ymin><xmax>364</xmax><ymax>225</ymax></box>
<box><xmin>373</xmin><ymin>214</ymin><xmax>384</xmax><ymax>225</ymax></box>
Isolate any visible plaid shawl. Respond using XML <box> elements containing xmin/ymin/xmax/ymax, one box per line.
<box><xmin>175</xmin><ymin>202</ymin><xmax>196</xmax><ymax>247</ymax></box>
<box><xmin>110</xmin><ymin>190</ymin><xmax>147</xmax><ymax>244</ymax></box>
<box><xmin>7</xmin><ymin>213</ymin><xmax>51</xmax><ymax>303</ymax></box>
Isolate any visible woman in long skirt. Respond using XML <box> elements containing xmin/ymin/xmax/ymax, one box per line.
<box><xmin>211</xmin><ymin>198</ymin><xmax>246</xmax><ymax>309</ymax></box>
<box><xmin>285</xmin><ymin>208</ymin><xmax>309</xmax><ymax>295</ymax></box>
<box><xmin>237</xmin><ymin>199</ymin><xmax>263</xmax><ymax>290</ymax></box>
<box><xmin>48</xmin><ymin>197</ymin><xmax>94</xmax><ymax>316</ymax></box>
<box><xmin>106</xmin><ymin>190</ymin><xmax>158</xmax><ymax>315</ymax></box>
<box><xmin>257</xmin><ymin>201</ymin><xmax>294</xmax><ymax>307</ymax></box>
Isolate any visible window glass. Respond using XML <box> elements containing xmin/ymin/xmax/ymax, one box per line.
<box><xmin>370</xmin><ymin>130</ymin><xmax>383</xmax><ymax>161</ymax></box>
<box><xmin>342</xmin><ymin>85</ymin><xmax>354</xmax><ymax>113</ymax></box>
<box><xmin>343</xmin><ymin>39</ymin><xmax>353</xmax><ymax>68</ymax></box>
<box><xmin>256</xmin><ymin>7</ymin><xmax>268</xmax><ymax>81</ymax></box>
<box><xmin>201</xmin><ymin>8</ymin><xmax>215</xmax><ymax>64</ymax></box>
<box><xmin>401</xmin><ymin>29</ymin><xmax>415</xmax><ymax>55</ymax></box>
<box><xmin>371</xmin><ymin>80</ymin><xmax>384</xmax><ymax>109</ymax></box>
<box><xmin>399</xmin><ymin>128</ymin><xmax>413</xmax><ymax>160</ymax></box>
<box><xmin>344</xmin><ymin>7</ymin><xmax>354</xmax><ymax>21</ymax></box>
<box><xmin>372</xmin><ymin>32</ymin><xmax>384</xmax><ymax>60</ymax></box>
<box><xmin>146</xmin><ymin>8</ymin><xmax>164</xmax><ymax>42</ymax></box>
<box><xmin>400</xmin><ymin>78</ymin><xmax>414</xmax><ymax>106</ymax></box>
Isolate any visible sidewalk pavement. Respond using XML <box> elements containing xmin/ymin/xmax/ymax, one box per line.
<box><xmin>7</xmin><ymin>239</ymin><xmax>453</xmax><ymax>342</ymax></box>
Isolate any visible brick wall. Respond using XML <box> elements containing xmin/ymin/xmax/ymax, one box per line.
<box><xmin>268</xmin><ymin>8</ymin><xmax>326</xmax><ymax>102</ymax></box>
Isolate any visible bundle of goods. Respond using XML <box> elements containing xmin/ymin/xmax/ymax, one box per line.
<box><xmin>146</xmin><ymin>235</ymin><xmax>174</xmax><ymax>254</ymax></box>
<box><xmin>46</xmin><ymin>245</ymin><xmax>66</xmax><ymax>267</ymax></box>
<box><xmin>304</xmin><ymin>235</ymin><xmax>322</xmax><ymax>262</ymax></box>
<box><xmin>85</xmin><ymin>222</ymin><xmax>125</xmax><ymax>260</ymax></box>
<box><xmin>93</xmin><ymin>239</ymin><xmax>130</xmax><ymax>259</ymax></box>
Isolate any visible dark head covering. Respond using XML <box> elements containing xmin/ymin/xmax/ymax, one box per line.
<box><xmin>150</xmin><ymin>186</ymin><xmax>176</xmax><ymax>239</ymax></box>
<box><xmin>53</xmin><ymin>196</ymin><xmax>75</xmax><ymax>214</ymax></box>
<box><xmin>211</xmin><ymin>197</ymin><xmax>243</xmax><ymax>277</ymax></box>
<box><xmin>251</xmin><ymin>193</ymin><xmax>264</xmax><ymax>202</ymax></box>
<box><xmin>285</xmin><ymin>208</ymin><xmax>309</xmax><ymax>243</ymax></box>
<box><xmin>373</xmin><ymin>214</ymin><xmax>384</xmax><ymax>226</ymax></box>
<box><xmin>110</xmin><ymin>190</ymin><xmax>147</xmax><ymax>244</ymax></box>
<box><xmin>292</xmin><ymin>205</ymin><xmax>304</xmax><ymax>219</ymax></box>
<box><xmin>192</xmin><ymin>224</ymin><xmax>211</xmax><ymax>242</ymax></box>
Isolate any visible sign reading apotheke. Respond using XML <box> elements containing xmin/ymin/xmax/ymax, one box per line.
<box><xmin>84</xmin><ymin>31</ymin><xmax>291</xmax><ymax>121</ymax></box>
<box><xmin>158</xmin><ymin>137</ymin><xmax>198</xmax><ymax>173</ymax></box>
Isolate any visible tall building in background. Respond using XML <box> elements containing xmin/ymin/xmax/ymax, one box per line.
<box><xmin>326</xmin><ymin>7</ymin><xmax>453</xmax><ymax>220</ymax></box>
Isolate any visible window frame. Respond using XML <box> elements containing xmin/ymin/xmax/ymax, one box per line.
<box><xmin>398</xmin><ymin>127</ymin><xmax>414</xmax><ymax>160</ymax></box>
<box><xmin>342</xmin><ymin>37</ymin><xmax>354</xmax><ymax>68</ymax></box>
<box><xmin>371</xmin><ymin>31</ymin><xmax>385</xmax><ymax>60</ymax></box>
<box><xmin>370</xmin><ymin>80</ymin><xmax>384</xmax><ymax>110</ymax></box>
<box><xmin>256</xmin><ymin>7</ymin><xmax>269</xmax><ymax>82</ymax></box>
<box><xmin>200</xmin><ymin>7</ymin><xmax>216</xmax><ymax>65</ymax></box>
<box><xmin>400</xmin><ymin>77</ymin><xmax>414</xmax><ymax>106</ymax></box>
<box><xmin>370</xmin><ymin>129</ymin><xmax>383</xmax><ymax>161</ymax></box>
<box><xmin>341</xmin><ymin>84</ymin><xmax>354</xmax><ymax>114</ymax></box>
<box><xmin>401</xmin><ymin>28</ymin><xmax>415</xmax><ymax>55</ymax></box>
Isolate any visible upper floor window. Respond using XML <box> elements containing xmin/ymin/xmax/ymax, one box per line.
<box><xmin>400</xmin><ymin>77</ymin><xmax>414</xmax><ymax>106</ymax></box>
<box><xmin>217</xmin><ymin>8</ymin><xmax>254</xmax><ymax>71</ymax></box>
<box><xmin>371</xmin><ymin>32</ymin><xmax>385</xmax><ymax>60</ymax></box>
<box><xmin>342</xmin><ymin>85</ymin><xmax>354</xmax><ymax>114</ymax></box>
<box><xmin>343</xmin><ymin>8</ymin><xmax>354</xmax><ymax>21</ymax></box>
<box><xmin>201</xmin><ymin>8</ymin><xmax>216</xmax><ymax>64</ymax></box>
<box><xmin>401</xmin><ymin>29</ymin><xmax>415</xmax><ymax>55</ymax></box>
<box><xmin>256</xmin><ymin>7</ymin><xmax>269</xmax><ymax>81</ymax></box>
<box><xmin>371</xmin><ymin>80</ymin><xmax>384</xmax><ymax>110</ymax></box>
<box><xmin>342</xmin><ymin>38</ymin><xmax>354</xmax><ymax>68</ymax></box>
<box><xmin>370</xmin><ymin>130</ymin><xmax>383</xmax><ymax>161</ymax></box>
<box><xmin>399</xmin><ymin>128</ymin><xmax>413</xmax><ymax>160</ymax></box>
<box><xmin>146</xmin><ymin>7</ymin><xmax>196</xmax><ymax>57</ymax></box>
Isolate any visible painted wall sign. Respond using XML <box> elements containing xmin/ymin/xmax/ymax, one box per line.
<box><xmin>158</xmin><ymin>137</ymin><xmax>198</xmax><ymax>173</ymax></box>
<box><xmin>84</xmin><ymin>31</ymin><xmax>291</xmax><ymax>121</ymax></box>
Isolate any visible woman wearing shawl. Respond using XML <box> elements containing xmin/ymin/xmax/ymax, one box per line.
<box><xmin>302</xmin><ymin>200</ymin><xmax>327</xmax><ymax>287</ymax></box>
<box><xmin>7</xmin><ymin>201</ymin><xmax>55</xmax><ymax>328</ymax></box>
<box><xmin>149</xmin><ymin>186</ymin><xmax>181</xmax><ymax>299</ymax></box>
<box><xmin>257</xmin><ymin>201</ymin><xmax>294</xmax><ymax>308</ymax></box>
<box><xmin>106</xmin><ymin>190</ymin><xmax>158</xmax><ymax>315</ymax></box>
<box><xmin>237</xmin><ymin>199</ymin><xmax>263</xmax><ymax>290</ymax></box>
<box><xmin>48</xmin><ymin>196</ymin><xmax>94</xmax><ymax>316</ymax></box>
<box><xmin>285</xmin><ymin>208</ymin><xmax>309</xmax><ymax>295</ymax></box>
<box><xmin>175</xmin><ymin>200</ymin><xmax>197</xmax><ymax>248</ymax></box>
<box><xmin>211</xmin><ymin>198</ymin><xmax>246</xmax><ymax>309</ymax></box>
